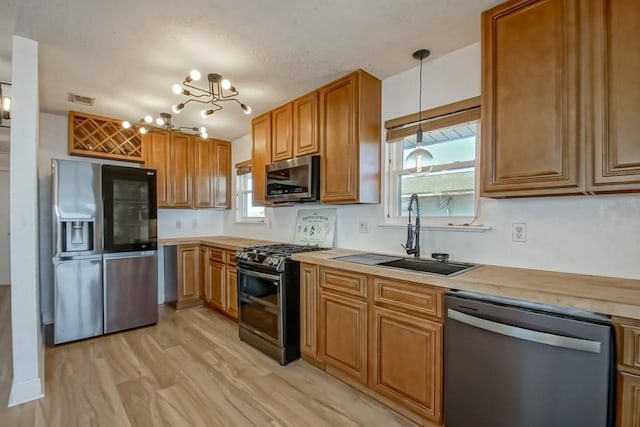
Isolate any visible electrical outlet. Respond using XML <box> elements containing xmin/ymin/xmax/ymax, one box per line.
<box><xmin>512</xmin><ymin>223</ymin><xmax>527</xmax><ymax>242</ymax></box>
<box><xmin>358</xmin><ymin>220</ymin><xmax>369</xmax><ymax>234</ymax></box>
<box><xmin>176</xmin><ymin>219</ymin><xmax>182</xmax><ymax>229</ymax></box>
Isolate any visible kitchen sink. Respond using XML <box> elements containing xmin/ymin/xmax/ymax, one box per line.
<box><xmin>333</xmin><ymin>253</ymin><xmax>480</xmax><ymax>276</ymax></box>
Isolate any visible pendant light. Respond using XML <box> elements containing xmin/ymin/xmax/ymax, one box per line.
<box><xmin>405</xmin><ymin>49</ymin><xmax>434</xmax><ymax>177</ymax></box>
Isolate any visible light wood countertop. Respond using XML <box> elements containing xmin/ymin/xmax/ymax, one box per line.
<box><xmin>292</xmin><ymin>248</ymin><xmax>640</xmax><ymax>320</ymax></box>
<box><xmin>158</xmin><ymin>236</ymin><xmax>276</xmax><ymax>251</ymax></box>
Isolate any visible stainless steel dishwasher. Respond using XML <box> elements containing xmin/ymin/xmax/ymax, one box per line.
<box><xmin>445</xmin><ymin>291</ymin><xmax>615</xmax><ymax>427</ymax></box>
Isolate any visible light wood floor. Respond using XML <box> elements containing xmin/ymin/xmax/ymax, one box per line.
<box><xmin>0</xmin><ymin>302</ymin><xmax>416</xmax><ymax>426</ymax></box>
<box><xmin>0</xmin><ymin>286</ymin><xmax>12</xmax><ymax>411</ymax></box>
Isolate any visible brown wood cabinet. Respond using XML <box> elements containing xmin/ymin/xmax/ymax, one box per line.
<box><xmin>142</xmin><ymin>132</ymin><xmax>171</xmax><ymax>207</ymax></box>
<box><xmin>271</xmin><ymin>103</ymin><xmax>294</xmax><ymax>162</ymax></box>
<box><xmin>319</xmin><ymin>290</ymin><xmax>368</xmax><ymax>385</ymax></box>
<box><xmin>293</xmin><ymin>91</ymin><xmax>320</xmax><ymax>157</ymax></box>
<box><xmin>208</xmin><ymin>248</ymin><xmax>226</xmax><ymax>311</ymax></box>
<box><xmin>481</xmin><ymin>0</ymin><xmax>583</xmax><ymax>197</ymax></box>
<box><xmin>613</xmin><ymin>316</ymin><xmax>640</xmax><ymax>426</ymax></box>
<box><xmin>144</xmin><ymin>132</ymin><xmax>231</xmax><ymax>209</ymax></box>
<box><xmin>199</xmin><ymin>246</ymin><xmax>210</xmax><ymax>302</ymax></box>
<box><xmin>300</xmin><ymin>264</ymin><xmax>319</xmax><ymax>364</ymax></box>
<box><xmin>251</xmin><ymin>112</ymin><xmax>272</xmax><ymax>206</ymax></box>
<box><xmin>370</xmin><ymin>305</ymin><xmax>443</xmax><ymax>423</ymax></box>
<box><xmin>481</xmin><ymin>0</ymin><xmax>640</xmax><ymax>197</ymax></box>
<box><xmin>304</xmin><ymin>265</ymin><xmax>445</xmax><ymax>425</ymax></box>
<box><xmin>618</xmin><ymin>371</ymin><xmax>640</xmax><ymax>427</ymax></box>
<box><xmin>587</xmin><ymin>0</ymin><xmax>640</xmax><ymax>193</ymax></box>
<box><xmin>225</xmin><ymin>249</ymin><xmax>238</xmax><ymax>319</ymax></box>
<box><xmin>193</xmin><ymin>138</ymin><xmax>231</xmax><ymax>208</ymax></box>
<box><xmin>213</xmin><ymin>140</ymin><xmax>231</xmax><ymax>208</ymax></box>
<box><xmin>175</xmin><ymin>244</ymin><xmax>202</xmax><ymax>310</ymax></box>
<box><xmin>169</xmin><ymin>133</ymin><xmax>193</xmax><ymax>208</ymax></box>
<box><xmin>320</xmin><ymin>70</ymin><xmax>381</xmax><ymax>204</ymax></box>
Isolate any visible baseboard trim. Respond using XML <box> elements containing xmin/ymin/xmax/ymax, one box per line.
<box><xmin>8</xmin><ymin>377</ymin><xmax>44</xmax><ymax>407</ymax></box>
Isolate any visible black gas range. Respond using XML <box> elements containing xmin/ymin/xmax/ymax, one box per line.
<box><xmin>235</xmin><ymin>244</ymin><xmax>327</xmax><ymax>365</ymax></box>
<box><xmin>235</xmin><ymin>243</ymin><xmax>325</xmax><ymax>272</ymax></box>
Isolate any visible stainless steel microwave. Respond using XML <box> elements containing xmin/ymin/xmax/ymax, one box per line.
<box><xmin>265</xmin><ymin>155</ymin><xmax>320</xmax><ymax>203</ymax></box>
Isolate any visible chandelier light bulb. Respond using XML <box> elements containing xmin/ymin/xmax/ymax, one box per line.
<box><xmin>1</xmin><ymin>96</ymin><xmax>10</xmax><ymax>112</ymax></box>
<box><xmin>189</xmin><ymin>69</ymin><xmax>201</xmax><ymax>81</ymax></box>
<box><xmin>143</xmin><ymin>115</ymin><xmax>153</xmax><ymax>124</ymax></box>
<box><xmin>172</xmin><ymin>84</ymin><xmax>183</xmax><ymax>95</ymax></box>
<box><xmin>201</xmin><ymin>109</ymin><xmax>214</xmax><ymax>118</ymax></box>
<box><xmin>240</xmin><ymin>104</ymin><xmax>251</xmax><ymax>115</ymax></box>
<box><xmin>199</xmin><ymin>126</ymin><xmax>207</xmax><ymax>134</ymax></box>
<box><xmin>156</xmin><ymin>117</ymin><xmax>165</xmax><ymax>126</ymax></box>
<box><xmin>221</xmin><ymin>79</ymin><xmax>231</xmax><ymax>90</ymax></box>
<box><xmin>139</xmin><ymin>127</ymin><xmax>148</xmax><ymax>135</ymax></box>
<box><xmin>122</xmin><ymin>120</ymin><xmax>131</xmax><ymax>129</ymax></box>
<box><xmin>201</xmin><ymin>132</ymin><xmax>208</xmax><ymax>139</ymax></box>
<box><xmin>172</xmin><ymin>103</ymin><xmax>185</xmax><ymax>114</ymax></box>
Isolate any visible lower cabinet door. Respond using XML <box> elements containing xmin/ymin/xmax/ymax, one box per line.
<box><xmin>319</xmin><ymin>291</ymin><xmax>368</xmax><ymax>384</ymax></box>
<box><xmin>619</xmin><ymin>371</ymin><xmax>640</xmax><ymax>427</ymax></box>
<box><xmin>199</xmin><ymin>246</ymin><xmax>210</xmax><ymax>302</ymax></box>
<box><xmin>370</xmin><ymin>305</ymin><xmax>443</xmax><ymax>423</ymax></box>
<box><xmin>209</xmin><ymin>260</ymin><xmax>225</xmax><ymax>310</ymax></box>
<box><xmin>226</xmin><ymin>266</ymin><xmax>238</xmax><ymax>319</ymax></box>
<box><xmin>301</xmin><ymin>264</ymin><xmax>318</xmax><ymax>360</ymax></box>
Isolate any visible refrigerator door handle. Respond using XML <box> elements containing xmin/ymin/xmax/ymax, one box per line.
<box><xmin>447</xmin><ymin>308</ymin><xmax>602</xmax><ymax>354</ymax></box>
<box><xmin>102</xmin><ymin>251</ymin><xmax>157</xmax><ymax>259</ymax></box>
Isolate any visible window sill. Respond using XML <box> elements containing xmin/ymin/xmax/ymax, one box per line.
<box><xmin>378</xmin><ymin>223</ymin><xmax>491</xmax><ymax>232</ymax></box>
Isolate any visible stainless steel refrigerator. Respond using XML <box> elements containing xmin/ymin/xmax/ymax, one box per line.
<box><xmin>52</xmin><ymin>159</ymin><xmax>158</xmax><ymax>344</ymax></box>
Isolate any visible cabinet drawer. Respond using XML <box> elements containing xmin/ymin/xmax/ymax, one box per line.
<box><xmin>373</xmin><ymin>278</ymin><xmax>443</xmax><ymax>320</ymax></box>
<box><xmin>225</xmin><ymin>250</ymin><xmax>237</xmax><ymax>268</ymax></box>
<box><xmin>319</xmin><ymin>268</ymin><xmax>367</xmax><ymax>298</ymax></box>
<box><xmin>616</xmin><ymin>319</ymin><xmax>640</xmax><ymax>371</ymax></box>
<box><xmin>209</xmin><ymin>247</ymin><xmax>225</xmax><ymax>263</ymax></box>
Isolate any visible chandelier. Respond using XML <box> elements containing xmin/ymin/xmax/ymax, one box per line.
<box><xmin>122</xmin><ymin>112</ymin><xmax>208</xmax><ymax>139</ymax></box>
<box><xmin>170</xmin><ymin>70</ymin><xmax>251</xmax><ymax>118</ymax></box>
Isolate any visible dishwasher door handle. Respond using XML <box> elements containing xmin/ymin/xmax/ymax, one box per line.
<box><xmin>447</xmin><ymin>308</ymin><xmax>602</xmax><ymax>354</ymax></box>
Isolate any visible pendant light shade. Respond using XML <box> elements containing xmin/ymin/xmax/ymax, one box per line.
<box><xmin>405</xmin><ymin>146</ymin><xmax>434</xmax><ymax>176</ymax></box>
<box><xmin>405</xmin><ymin>49</ymin><xmax>433</xmax><ymax>177</ymax></box>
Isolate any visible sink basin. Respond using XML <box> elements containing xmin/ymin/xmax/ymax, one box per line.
<box><xmin>333</xmin><ymin>253</ymin><xmax>480</xmax><ymax>276</ymax></box>
<box><xmin>379</xmin><ymin>258</ymin><xmax>478</xmax><ymax>276</ymax></box>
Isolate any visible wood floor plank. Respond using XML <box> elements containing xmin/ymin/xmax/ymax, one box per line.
<box><xmin>0</xmin><ymin>304</ymin><xmax>417</xmax><ymax>426</ymax></box>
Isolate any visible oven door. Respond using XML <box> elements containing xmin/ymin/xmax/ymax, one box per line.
<box><xmin>237</xmin><ymin>266</ymin><xmax>283</xmax><ymax>346</ymax></box>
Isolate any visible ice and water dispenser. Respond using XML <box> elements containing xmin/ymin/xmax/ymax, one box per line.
<box><xmin>61</xmin><ymin>220</ymin><xmax>94</xmax><ymax>253</ymax></box>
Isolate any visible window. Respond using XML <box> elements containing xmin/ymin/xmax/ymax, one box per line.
<box><xmin>385</xmin><ymin>98</ymin><xmax>480</xmax><ymax>225</ymax></box>
<box><xmin>236</xmin><ymin>163</ymin><xmax>265</xmax><ymax>222</ymax></box>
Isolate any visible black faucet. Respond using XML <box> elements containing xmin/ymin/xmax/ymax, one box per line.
<box><xmin>402</xmin><ymin>193</ymin><xmax>420</xmax><ymax>258</ymax></box>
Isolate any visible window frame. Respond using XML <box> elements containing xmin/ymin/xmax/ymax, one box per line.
<box><xmin>383</xmin><ymin>97</ymin><xmax>481</xmax><ymax>227</ymax></box>
<box><xmin>235</xmin><ymin>162</ymin><xmax>266</xmax><ymax>223</ymax></box>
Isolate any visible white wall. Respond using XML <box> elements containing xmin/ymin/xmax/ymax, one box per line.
<box><xmin>9</xmin><ymin>36</ymin><xmax>44</xmax><ymax>407</ymax></box>
<box><xmin>223</xmin><ymin>42</ymin><xmax>640</xmax><ymax>280</ymax></box>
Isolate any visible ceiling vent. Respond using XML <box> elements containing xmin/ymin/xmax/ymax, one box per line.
<box><xmin>68</xmin><ymin>93</ymin><xmax>95</xmax><ymax>106</ymax></box>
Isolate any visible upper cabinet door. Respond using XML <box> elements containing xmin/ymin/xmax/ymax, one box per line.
<box><xmin>271</xmin><ymin>103</ymin><xmax>294</xmax><ymax>162</ymax></box>
<box><xmin>251</xmin><ymin>112</ymin><xmax>271</xmax><ymax>206</ymax></box>
<box><xmin>213</xmin><ymin>140</ymin><xmax>231</xmax><ymax>208</ymax></box>
<box><xmin>587</xmin><ymin>0</ymin><xmax>640</xmax><ymax>192</ymax></box>
<box><xmin>193</xmin><ymin>137</ymin><xmax>214</xmax><ymax>208</ymax></box>
<box><xmin>170</xmin><ymin>133</ymin><xmax>193</xmax><ymax>208</ymax></box>
<box><xmin>320</xmin><ymin>74</ymin><xmax>359</xmax><ymax>203</ymax></box>
<box><xmin>143</xmin><ymin>132</ymin><xmax>171</xmax><ymax>208</ymax></box>
<box><xmin>481</xmin><ymin>0</ymin><xmax>584</xmax><ymax>197</ymax></box>
<box><xmin>293</xmin><ymin>91</ymin><xmax>320</xmax><ymax>157</ymax></box>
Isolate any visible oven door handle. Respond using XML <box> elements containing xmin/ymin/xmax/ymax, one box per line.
<box><xmin>238</xmin><ymin>267</ymin><xmax>281</xmax><ymax>283</ymax></box>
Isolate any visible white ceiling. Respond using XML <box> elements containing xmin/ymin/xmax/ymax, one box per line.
<box><xmin>0</xmin><ymin>0</ymin><xmax>500</xmax><ymax>141</ymax></box>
